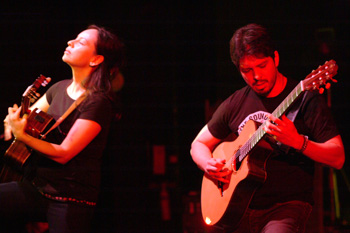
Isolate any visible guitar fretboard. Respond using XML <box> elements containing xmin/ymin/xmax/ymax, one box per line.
<box><xmin>236</xmin><ymin>82</ymin><xmax>304</xmax><ymax>162</ymax></box>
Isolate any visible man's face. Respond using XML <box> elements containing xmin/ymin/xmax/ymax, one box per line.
<box><xmin>239</xmin><ymin>52</ymin><xmax>279</xmax><ymax>97</ymax></box>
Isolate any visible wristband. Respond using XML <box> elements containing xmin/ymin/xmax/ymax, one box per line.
<box><xmin>299</xmin><ymin>135</ymin><xmax>309</xmax><ymax>153</ymax></box>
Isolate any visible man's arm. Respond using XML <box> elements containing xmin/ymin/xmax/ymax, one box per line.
<box><xmin>301</xmin><ymin>135</ymin><xmax>344</xmax><ymax>169</ymax></box>
<box><xmin>265</xmin><ymin>114</ymin><xmax>345</xmax><ymax>169</ymax></box>
<box><xmin>190</xmin><ymin>125</ymin><xmax>232</xmax><ymax>183</ymax></box>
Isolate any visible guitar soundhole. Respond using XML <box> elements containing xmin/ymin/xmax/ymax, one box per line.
<box><xmin>232</xmin><ymin>149</ymin><xmax>242</xmax><ymax>172</ymax></box>
<box><xmin>34</xmin><ymin>114</ymin><xmax>45</xmax><ymax>123</ymax></box>
<box><xmin>232</xmin><ymin>158</ymin><xmax>242</xmax><ymax>172</ymax></box>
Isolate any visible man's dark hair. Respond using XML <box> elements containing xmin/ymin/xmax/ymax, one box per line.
<box><xmin>229</xmin><ymin>23</ymin><xmax>275</xmax><ymax>67</ymax></box>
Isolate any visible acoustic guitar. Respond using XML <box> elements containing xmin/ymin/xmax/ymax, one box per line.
<box><xmin>0</xmin><ymin>75</ymin><xmax>52</xmax><ymax>182</ymax></box>
<box><xmin>201</xmin><ymin>60</ymin><xmax>338</xmax><ymax>230</ymax></box>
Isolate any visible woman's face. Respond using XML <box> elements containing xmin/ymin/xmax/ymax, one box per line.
<box><xmin>62</xmin><ymin>29</ymin><xmax>99</xmax><ymax>68</ymax></box>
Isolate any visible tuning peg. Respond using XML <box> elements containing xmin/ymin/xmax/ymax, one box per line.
<box><xmin>41</xmin><ymin>77</ymin><xmax>51</xmax><ymax>87</ymax></box>
<box><xmin>330</xmin><ymin>77</ymin><xmax>338</xmax><ymax>83</ymax></box>
<box><xmin>325</xmin><ymin>83</ymin><xmax>331</xmax><ymax>89</ymax></box>
<box><xmin>319</xmin><ymin>88</ymin><xmax>325</xmax><ymax>94</ymax></box>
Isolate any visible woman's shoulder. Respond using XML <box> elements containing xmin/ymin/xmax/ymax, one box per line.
<box><xmin>88</xmin><ymin>91</ymin><xmax>112</xmax><ymax>103</ymax></box>
<box><xmin>46</xmin><ymin>79</ymin><xmax>72</xmax><ymax>103</ymax></box>
<box><xmin>51</xmin><ymin>79</ymin><xmax>72</xmax><ymax>88</ymax></box>
<box><xmin>47</xmin><ymin>79</ymin><xmax>72</xmax><ymax>92</ymax></box>
<box><xmin>82</xmin><ymin>91</ymin><xmax>114</xmax><ymax>111</ymax></box>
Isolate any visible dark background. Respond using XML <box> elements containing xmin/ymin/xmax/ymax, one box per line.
<box><xmin>1</xmin><ymin>1</ymin><xmax>349</xmax><ymax>232</ymax></box>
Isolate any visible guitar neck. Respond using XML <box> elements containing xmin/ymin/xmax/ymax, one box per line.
<box><xmin>236</xmin><ymin>82</ymin><xmax>304</xmax><ymax>162</ymax></box>
<box><xmin>20</xmin><ymin>74</ymin><xmax>49</xmax><ymax>117</ymax></box>
<box><xmin>21</xmin><ymin>96</ymin><xmax>31</xmax><ymax>117</ymax></box>
<box><xmin>272</xmin><ymin>81</ymin><xmax>304</xmax><ymax>119</ymax></box>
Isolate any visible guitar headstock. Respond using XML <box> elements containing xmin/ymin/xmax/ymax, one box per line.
<box><xmin>21</xmin><ymin>74</ymin><xmax>51</xmax><ymax>116</ymax></box>
<box><xmin>23</xmin><ymin>74</ymin><xmax>51</xmax><ymax>103</ymax></box>
<box><xmin>301</xmin><ymin>60</ymin><xmax>338</xmax><ymax>94</ymax></box>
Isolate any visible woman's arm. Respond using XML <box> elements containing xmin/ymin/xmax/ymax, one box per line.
<box><xmin>8</xmin><ymin>105</ymin><xmax>101</xmax><ymax>164</ymax></box>
<box><xmin>3</xmin><ymin>94</ymin><xmax>50</xmax><ymax>141</ymax></box>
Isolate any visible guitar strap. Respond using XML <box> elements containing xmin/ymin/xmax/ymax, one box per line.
<box><xmin>41</xmin><ymin>93</ymin><xmax>87</xmax><ymax>139</ymax></box>
<box><xmin>286</xmin><ymin>91</ymin><xmax>308</xmax><ymax>122</ymax></box>
<box><xmin>277</xmin><ymin>91</ymin><xmax>308</xmax><ymax>153</ymax></box>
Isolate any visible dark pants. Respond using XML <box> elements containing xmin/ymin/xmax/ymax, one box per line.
<box><xmin>0</xmin><ymin>180</ymin><xmax>95</xmax><ymax>233</ymax></box>
<box><xmin>232</xmin><ymin>200</ymin><xmax>312</xmax><ymax>233</ymax></box>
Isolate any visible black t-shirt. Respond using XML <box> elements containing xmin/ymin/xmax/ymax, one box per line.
<box><xmin>32</xmin><ymin>79</ymin><xmax>114</xmax><ymax>203</ymax></box>
<box><xmin>207</xmin><ymin>79</ymin><xmax>339</xmax><ymax>209</ymax></box>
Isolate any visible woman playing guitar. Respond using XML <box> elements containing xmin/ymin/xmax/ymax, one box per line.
<box><xmin>1</xmin><ymin>25</ymin><xmax>125</xmax><ymax>233</ymax></box>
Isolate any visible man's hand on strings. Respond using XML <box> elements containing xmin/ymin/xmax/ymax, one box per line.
<box><xmin>205</xmin><ymin>158</ymin><xmax>232</xmax><ymax>183</ymax></box>
<box><xmin>264</xmin><ymin>114</ymin><xmax>304</xmax><ymax>150</ymax></box>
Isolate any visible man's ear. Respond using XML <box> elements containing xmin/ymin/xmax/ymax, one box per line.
<box><xmin>90</xmin><ymin>55</ymin><xmax>104</xmax><ymax>67</ymax></box>
<box><xmin>274</xmin><ymin>51</ymin><xmax>279</xmax><ymax>67</ymax></box>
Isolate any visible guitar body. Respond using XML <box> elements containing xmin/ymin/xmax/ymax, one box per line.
<box><xmin>0</xmin><ymin>108</ymin><xmax>53</xmax><ymax>183</ymax></box>
<box><xmin>201</xmin><ymin>120</ymin><xmax>273</xmax><ymax>230</ymax></box>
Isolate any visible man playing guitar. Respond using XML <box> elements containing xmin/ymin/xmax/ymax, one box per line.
<box><xmin>190</xmin><ymin>23</ymin><xmax>345</xmax><ymax>233</ymax></box>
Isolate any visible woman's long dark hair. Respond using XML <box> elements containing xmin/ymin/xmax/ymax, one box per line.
<box><xmin>83</xmin><ymin>25</ymin><xmax>125</xmax><ymax>95</ymax></box>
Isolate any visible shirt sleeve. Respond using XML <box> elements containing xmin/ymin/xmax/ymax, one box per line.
<box><xmin>207</xmin><ymin>96</ymin><xmax>235</xmax><ymax>139</ymax></box>
<box><xmin>78</xmin><ymin>93</ymin><xmax>114</xmax><ymax>128</ymax></box>
<box><xmin>45</xmin><ymin>80</ymin><xmax>71</xmax><ymax>105</ymax></box>
<box><xmin>301</xmin><ymin>91</ymin><xmax>339</xmax><ymax>143</ymax></box>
